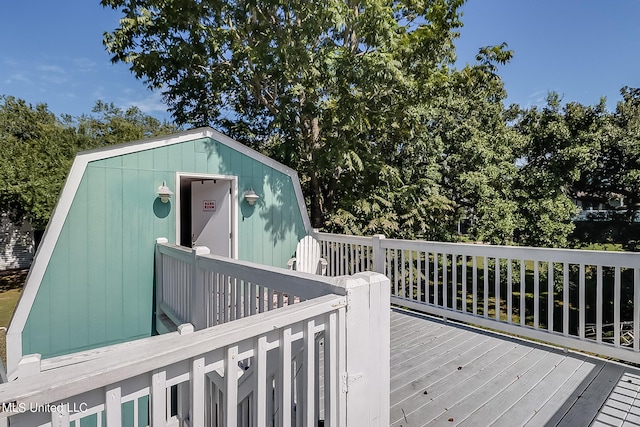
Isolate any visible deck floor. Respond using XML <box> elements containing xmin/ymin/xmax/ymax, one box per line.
<box><xmin>390</xmin><ymin>309</ymin><xmax>640</xmax><ymax>427</ymax></box>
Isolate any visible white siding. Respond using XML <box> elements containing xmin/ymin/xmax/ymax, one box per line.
<box><xmin>0</xmin><ymin>214</ymin><xmax>34</xmax><ymax>271</ymax></box>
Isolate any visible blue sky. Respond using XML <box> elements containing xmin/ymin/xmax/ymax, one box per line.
<box><xmin>1</xmin><ymin>1</ymin><xmax>639</xmax><ymax>122</ymax></box>
<box><xmin>455</xmin><ymin>1</ymin><xmax>640</xmax><ymax>110</ymax></box>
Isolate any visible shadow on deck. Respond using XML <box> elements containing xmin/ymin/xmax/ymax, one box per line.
<box><xmin>390</xmin><ymin>308</ymin><xmax>640</xmax><ymax>427</ymax></box>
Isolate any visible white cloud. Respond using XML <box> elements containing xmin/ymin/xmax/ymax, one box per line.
<box><xmin>73</xmin><ymin>58</ymin><xmax>97</xmax><ymax>73</ymax></box>
<box><xmin>37</xmin><ymin>64</ymin><xmax>65</xmax><ymax>74</ymax></box>
<box><xmin>122</xmin><ymin>90</ymin><xmax>168</xmax><ymax>113</ymax></box>
<box><xmin>3</xmin><ymin>57</ymin><xmax>19</xmax><ymax>67</ymax></box>
<box><xmin>4</xmin><ymin>73</ymin><xmax>30</xmax><ymax>84</ymax></box>
<box><xmin>524</xmin><ymin>90</ymin><xmax>549</xmax><ymax>108</ymax></box>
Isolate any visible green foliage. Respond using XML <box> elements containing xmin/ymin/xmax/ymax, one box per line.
<box><xmin>74</xmin><ymin>101</ymin><xmax>176</xmax><ymax>147</ymax></box>
<box><xmin>102</xmin><ymin>0</ymin><xmax>466</xmax><ymax>228</ymax></box>
<box><xmin>0</xmin><ymin>96</ymin><xmax>78</xmax><ymax>231</ymax></box>
<box><xmin>100</xmin><ymin>0</ymin><xmax>640</xmax><ymax>249</ymax></box>
<box><xmin>0</xmin><ymin>96</ymin><xmax>176</xmax><ymax>231</ymax></box>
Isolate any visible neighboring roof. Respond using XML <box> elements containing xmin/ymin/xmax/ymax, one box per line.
<box><xmin>6</xmin><ymin>127</ymin><xmax>311</xmax><ymax>377</ymax></box>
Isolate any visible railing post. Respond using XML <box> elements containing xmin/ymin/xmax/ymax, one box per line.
<box><xmin>372</xmin><ymin>234</ymin><xmax>386</xmax><ymax>274</ymax></box>
<box><xmin>17</xmin><ymin>353</ymin><xmax>41</xmax><ymax>378</ymax></box>
<box><xmin>155</xmin><ymin>237</ymin><xmax>168</xmax><ymax>321</ymax></box>
<box><xmin>338</xmin><ymin>271</ymin><xmax>390</xmax><ymax>426</ymax></box>
<box><xmin>191</xmin><ymin>246</ymin><xmax>210</xmax><ymax>330</ymax></box>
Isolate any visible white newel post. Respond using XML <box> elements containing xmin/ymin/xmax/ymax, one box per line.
<box><xmin>339</xmin><ymin>272</ymin><xmax>390</xmax><ymax>426</ymax></box>
<box><xmin>17</xmin><ymin>354</ymin><xmax>41</xmax><ymax>379</ymax></box>
<box><xmin>191</xmin><ymin>246</ymin><xmax>210</xmax><ymax>331</ymax></box>
<box><xmin>372</xmin><ymin>234</ymin><xmax>386</xmax><ymax>274</ymax></box>
<box><xmin>155</xmin><ymin>238</ymin><xmax>168</xmax><ymax>319</ymax></box>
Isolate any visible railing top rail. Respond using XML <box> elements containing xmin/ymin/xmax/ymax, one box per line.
<box><xmin>0</xmin><ymin>294</ymin><xmax>345</xmax><ymax>416</ymax></box>
<box><xmin>313</xmin><ymin>231</ymin><xmax>375</xmax><ymax>246</ymax></box>
<box><xmin>315</xmin><ymin>233</ymin><xmax>640</xmax><ymax>267</ymax></box>
<box><xmin>158</xmin><ymin>242</ymin><xmax>347</xmax><ymax>298</ymax></box>
<box><xmin>378</xmin><ymin>238</ymin><xmax>640</xmax><ymax>266</ymax></box>
<box><xmin>157</xmin><ymin>242</ymin><xmax>193</xmax><ymax>262</ymax></box>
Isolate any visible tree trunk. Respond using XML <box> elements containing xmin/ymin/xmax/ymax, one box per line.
<box><xmin>304</xmin><ymin>115</ymin><xmax>324</xmax><ymax>228</ymax></box>
<box><xmin>309</xmin><ymin>169</ymin><xmax>324</xmax><ymax>228</ymax></box>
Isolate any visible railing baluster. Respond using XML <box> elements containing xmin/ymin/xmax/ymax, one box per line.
<box><xmin>563</xmin><ymin>263</ymin><xmax>569</xmax><ymax>336</ymax></box>
<box><xmin>409</xmin><ymin>250</ymin><xmax>414</xmax><ymax>301</ymax></box>
<box><xmin>483</xmin><ymin>256</ymin><xmax>488</xmax><ymax>318</ymax></box>
<box><xmin>401</xmin><ymin>250</ymin><xmax>406</xmax><ymax>299</ymax></box>
<box><xmin>507</xmin><ymin>258</ymin><xmax>512</xmax><ymax>324</ymax></box>
<box><xmin>579</xmin><ymin>264</ymin><xmax>585</xmax><ymax>339</ymax></box>
<box><xmin>332</xmin><ymin>241</ymin><xmax>337</xmax><ymax>276</ymax></box>
<box><xmin>268</xmin><ymin>288</ymin><xmax>274</xmax><ymax>311</ymax></box>
<box><xmin>151</xmin><ymin>369</ymin><xmax>166</xmax><ymax>426</ymax></box>
<box><xmin>462</xmin><ymin>255</ymin><xmax>467</xmax><ymax>313</ymax></box>
<box><xmin>614</xmin><ymin>266</ymin><xmax>621</xmax><ymax>347</ymax></box>
<box><xmin>303</xmin><ymin>320</ymin><xmax>316</xmax><ymax>426</ymax></box>
<box><xmin>225</xmin><ymin>346</ymin><xmax>239</xmax><ymax>426</ymax></box>
<box><xmin>244</xmin><ymin>279</ymin><xmax>250</xmax><ymax>315</ymax></box>
<box><xmin>191</xmin><ymin>357</ymin><xmax>205</xmax><ymax>427</ymax></box>
<box><xmin>443</xmin><ymin>253</ymin><xmax>448</xmax><ymax>309</ymax></box>
<box><xmin>472</xmin><ymin>256</ymin><xmax>477</xmax><ymax>315</ymax></box>
<box><xmin>231</xmin><ymin>276</ymin><xmax>238</xmax><ymax>321</ymax></box>
<box><xmin>105</xmin><ymin>385</ymin><xmax>122</xmax><ymax>426</ymax></box>
<box><xmin>597</xmin><ymin>265</ymin><xmax>603</xmax><ymax>343</ymax></box>
<box><xmin>433</xmin><ymin>253</ymin><xmax>439</xmax><ymax>307</ymax></box>
<box><xmin>548</xmin><ymin>262</ymin><xmax>554</xmax><ymax>333</ymax></box>
<box><xmin>325</xmin><ymin>312</ymin><xmax>338</xmax><ymax>426</ymax></box>
<box><xmin>534</xmin><ymin>261</ymin><xmax>539</xmax><ymax>329</ymax></box>
<box><xmin>634</xmin><ymin>269</ymin><xmax>639</xmax><ymax>352</ymax></box>
<box><xmin>452</xmin><ymin>254</ymin><xmax>457</xmax><ymax>310</ymax></box>
<box><xmin>520</xmin><ymin>259</ymin><xmax>525</xmax><ymax>327</ymax></box>
<box><xmin>278</xmin><ymin>328</ymin><xmax>292</xmax><ymax>427</ymax></box>
<box><xmin>394</xmin><ymin>250</ymin><xmax>399</xmax><ymax>297</ymax></box>
<box><xmin>386</xmin><ymin>247</ymin><xmax>391</xmax><ymax>280</ymax></box>
<box><xmin>425</xmin><ymin>250</ymin><xmax>430</xmax><ymax>304</ymax></box>
<box><xmin>351</xmin><ymin>243</ymin><xmax>355</xmax><ymax>275</ymax></box>
<box><xmin>51</xmin><ymin>403</ymin><xmax>70</xmax><ymax>427</ymax></box>
<box><xmin>417</xmin><ymin>251</ymin><xmax>422</xmax><ymax>303</ymax></box>
<box><xmin>495</xmin><ymin>258</ymin><xmax>500</xmax><ymax>321</ymax></box>
<box><xmin>254</xmin><ymin>336</ymin><xmax>268</xmax><ymax>427</ymax></box>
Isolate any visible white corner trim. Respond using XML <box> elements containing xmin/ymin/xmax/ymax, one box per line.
<box><xmin>290</xmin><ymin>170</ymin><xmax>312</xmax><ymax>232</ymax></box>
<box><xmin>7</xmin><ymin>127</ymin><xmax>311</xmax><ymax>374</ymax></box>
<box><xmin>6</xmin><ymin>154</ymin><xmax>90</xmax><ymax>375</ymax></box>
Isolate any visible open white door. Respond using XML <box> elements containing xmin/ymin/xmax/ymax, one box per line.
<box><xmin>176</xmin><ymin>173</ymin><xmax>237</xmax><ymax>257</ymax></box>
<box><xmin>190</xmin><ymin>179</ymin><xmax>232</xmax><ymax>257</ymax></box>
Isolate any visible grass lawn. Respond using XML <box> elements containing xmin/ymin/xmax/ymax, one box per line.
<box><xmin>0</xmin><ymin>270</ymin><xmax>26</xmax><ymax>369</ymax></box>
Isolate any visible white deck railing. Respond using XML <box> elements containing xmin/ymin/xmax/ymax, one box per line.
<box><xmin>155</xmin><ymin>238</ymin><xmax>346</xmax><ymax>331</ymax></box>
<box><xmin>316</xmin><ymin>231</ymin><xmax>640</xmax><ymax>364</ymax></box>
<box><xmin>1</xmin><ymin>243</ymin><xmax>390</xmax><ymax>427</ymax></box>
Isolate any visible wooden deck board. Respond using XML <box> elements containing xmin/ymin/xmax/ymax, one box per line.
<box><xmin>460</xmin><ymin>351</ymin><xmax>586</xmax><ymax>426</ymax></box>
<box><xmin>391</xmin><ymin>337</ymin><xmax>525</xmax><ymax>423</ymax></box>
<box><xmin>389</xmin><ymin>308</ymin><xmax>640</xmax><ymax>427</ymax></box>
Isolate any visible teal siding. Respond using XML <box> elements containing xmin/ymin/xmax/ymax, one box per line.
<box><xmin>23</xmin><ymin>137</ymin><xmax>307</xmax><ymax>358</ymax></box>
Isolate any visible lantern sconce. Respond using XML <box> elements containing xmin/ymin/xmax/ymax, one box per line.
<box><xmin>243</xmin><ymin>188</ymin><xmax>260</xmax><ymax>206</ymax></box>
<box><xmin>157</xmin><ymin>181</ymin><xmax>174</xmax><ymax>203</ymax></box>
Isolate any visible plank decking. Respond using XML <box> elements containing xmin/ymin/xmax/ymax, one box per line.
<box><xmin>390</xmin><ymin>308</ymin><xmax>640</xmax><ymax>427</ymax></box>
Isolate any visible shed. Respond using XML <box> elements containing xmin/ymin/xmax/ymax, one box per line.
<box><xmin>6</xmin><ymin>128</ymin><xmax>311</xmax><ymax>374</ymax></box>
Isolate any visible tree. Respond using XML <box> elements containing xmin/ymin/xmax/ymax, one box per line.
<box><xmin>73</xmin><ymin>101</ymin><xmax>177</xmax><ymax>148</ymax></box>
<box><xmin>511</xmin><ymin>94</ymin><xmax>605</xmax><ymax>247</ymax></box>
<box><xmin>102</xmin><ymin>0</ymin><xmax>466</xmax><ymax>228</ymax></box>
<box><xmin>595</xmin><ymin>87</ymin><xmax>640</xmax><ymax>217</ymax></box>
<box><xmin>0</xmin><ymin>97</ymin><xmax>176</xmax><ymax>238</ymax></box>
<box><xmin>0</xmin><ymin>96</ymin><xmax>78</xmax><ymax>234</ymax></box>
